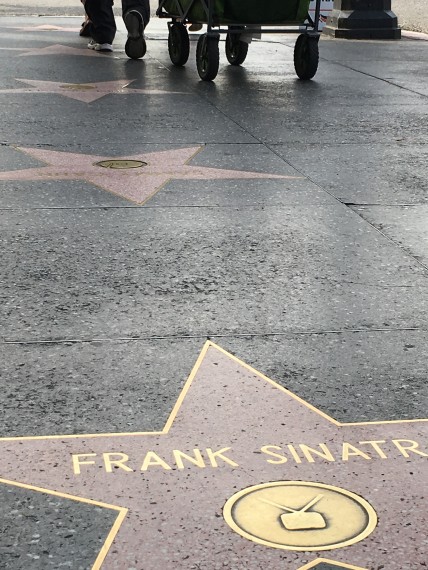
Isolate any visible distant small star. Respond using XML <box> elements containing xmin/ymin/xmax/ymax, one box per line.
<box><xmin>18</xmin><ymin>44</ymin><xmax>112</xmax><ymax>58</ymax></box>
<box><xmin>12</xmin><ymin>24</ymin><xmax>81</xmax><ymax>32</ymax></box>
<box><xmin>0</xmin><ymin>79</ymin><xmax>188</xmax><ymax>102</ymax></box>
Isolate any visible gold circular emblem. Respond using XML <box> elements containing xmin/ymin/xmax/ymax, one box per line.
<box><xmin>223</xmin><ymin>481</ymin><xmax>377</xmax><ymax>551</ymax></box>
<box><xmin>95</xmin><ymin>160</ymin><xmax>147</xmax><ymax>169</ymax></box>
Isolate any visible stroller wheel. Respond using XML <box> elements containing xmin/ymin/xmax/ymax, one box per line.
<box><xmin>196</xmin><ymin>33</ymin><xmax>220</xmax><ymax>81</ymax></box>
<box><xmin>168</xmin><ymin>22</ymin><xmax>190</xmax><ymax>66</ymax></box>
<box><xmin>294</xmin><ymin>34</ymin><xmax>319</xmax><ymax>80</ymax></box>
<box><xmin>225</xmin><ymin>31</ymin><xmax>248</xmax><ymax>66</ymax></box>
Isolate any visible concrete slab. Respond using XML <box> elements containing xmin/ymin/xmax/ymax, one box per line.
<box><xmin>1</xmin><ymin>331</ymin><xmax>427</xmax><ymax>440</ymax></box>
<box><xmin>0</xmin><ymin>339</ymin><xmax>202</xmax><ymax>437</ymax></box>
<box><xmin>147</xmin><ymin>178</ymin><xmax>336</xmax><ymax>207</ymax></box>
<box><xmin>201</xmin><ymin>96</ymin><xmax>428</xmax><ymax>145</ymax></box>
<box><xmin>1</xmin><ymin>204</ymin><xmax>428</xmax><ymax>342</ymax></box>
<box><xmin>269</xmin><ymin>142</ymin><xmax>428</xmax><ymax>205</ymax></box>
<box><xmin>215</xmin><ymin>330</ymin><xmax>428</xmax><ymax>422</ymax></box>
<box><xmin>1</xmin><ymin>480</ymin><xmax>118</xmax><ymax>568</ymax></box>
<box><xmin>351</xmin><ymin>204</ymin><xmax>428</xmax><ymax>265</ymax></box>
<box><xmin>0</xmin><ymin>90</ymin><xmax>256</xmax><ymax>147</ymax></box>
<box><xmin>317</xmin><ymin>39</ymin><xmax>428</xmax><ymax>97</ymax></box>
<box><xmin>0</xmin><ymin>179</ymin><xmax>133</xmax><ymax>208</ymax></box>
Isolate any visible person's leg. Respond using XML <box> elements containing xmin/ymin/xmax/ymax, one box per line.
<box><xmin>79</xmin><ymin>0</ymin><xmax>92</xmax><ymax>37</ymax></box>
<box><xmin>122</xmin><ymin>0</ymin><xmax>150</xmax><ymax>27</ymax></box>
<box><xmin>122</xmin><ymin>0</ymin><xmax>150</xmax><ymax>59</ymax></box>
<box><xmin>80</xmin><ymin>13</ymin><xmax>93</xmax><ymax>38</ymax></box>
<box><xmin>84</xmin><ymin>0</ymin><xmax>116</xmax><ymax>48</ymax></box>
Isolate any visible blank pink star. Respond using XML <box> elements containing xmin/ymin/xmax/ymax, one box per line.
<box><xmin>18</xmin><ymin>44</ymin><xmax>111</xmax><ymax>58</ymax></box>
<box><xmin>12</xmin><ymin>25</ymin><xmax>81</xmax><ymax>32</ymax></box>
<box><xmin>0</xmin><ymin>146</ymin><xmax>301</xmax><ymax>204</ymax></box>
<box><xmin>0</xmin><ymin>79</ymin><xmax>188</xmax><ymax>102</ymax></box>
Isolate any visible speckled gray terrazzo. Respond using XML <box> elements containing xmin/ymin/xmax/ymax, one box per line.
<box><xmin>351</xmin><ymin>204</ymin><xmax>428</xmax><ymax>266</ymax></box>
<box><xmin>1</xmin><ymin>331</ymin><xmax>427</xmax><ymax>437</ymax></box>
<box><xmin>0</xmin><ymin>338</ymin><xmax>201</xmax><ymax>437</ymax></box>
<box><xmin>0</xmin><ymin>483</ymin><xmax>118</xmax><ymax>568</ymax></box>
<box><xmin>308</xmin><ymin>562</ymin><xmax>352</xmax><ymax>570</ymax></box>
<box><xmin>215</xmin><ymin>330</ymin><xmax>428</xmax><ymax>423</ymax></box>
<box><xmin>0</xmin><ymin>180</ymin><xmax>132</xmax><ymax>208</ymax></box>
<box><xmin>269</xmin><ymin>142</ymin><xmax>428</xmax><ymax>205</ymax></box>
<box><xmin>1</xmin><ymin>204</ymin><xmax>428</xmax><ymax>342</ymax></box>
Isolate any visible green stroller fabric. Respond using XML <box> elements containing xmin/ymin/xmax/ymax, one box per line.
<box><xmin>223</xmin><ymin>0</ymin><xmax>310</xmax><ymax>24</ymax></box>
<box><xmin>162</xmin><ymin>0</ymin><xmax>224</xmax><ymax>22</ymax></box>
<box><xmin>161</xmin><ymin>0</ymin><xmax>310</xmax><ymax>24</ymax></box>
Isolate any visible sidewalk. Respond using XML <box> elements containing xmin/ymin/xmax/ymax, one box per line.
<box><xmin>0</xmin><ymin>13</ymin><xmax>427</xmax><ymax>570</ymax></box>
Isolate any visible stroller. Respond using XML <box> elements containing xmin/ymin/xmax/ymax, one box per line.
<box><xmin>157</xmin><ymin>0</ymin><xmax>322</xmax><ymax>81</ymax></box>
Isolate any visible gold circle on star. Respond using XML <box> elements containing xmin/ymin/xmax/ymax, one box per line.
<box><xmin>95</xmin><ymin>160</ymin><xmax>147</xmax><ymax>169</ymax></box>
<box><xmin>223</xmin><ymin>481</ymin><xmax>377</xmax><ymax>551</ymax></box>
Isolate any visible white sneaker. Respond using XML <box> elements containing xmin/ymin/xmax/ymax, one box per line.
<box><xmin>88</xmin><ymin>39</ymin><xmax>113</xmax><ymax>52</ymax></box>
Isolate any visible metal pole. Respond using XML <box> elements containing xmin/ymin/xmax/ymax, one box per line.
<box><xmin>313</xmin><ymin>0</ymin><xmax>321</xmax><ymax>33</ymax></box>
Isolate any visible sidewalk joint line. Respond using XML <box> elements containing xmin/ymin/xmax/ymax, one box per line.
<box><xmin>351</xmin><ymin>209</ymin><xmax>428</xmax><ymax>274</ymax></box>
<box><xmin>328</xmin><ymin>60</ymin><xmax>428</xmax><ymax>99</ymax></box>
<box><xmin>2</xmin><ymin>327</ymin><xmax>423</xmax><ymax>345</ymax></box>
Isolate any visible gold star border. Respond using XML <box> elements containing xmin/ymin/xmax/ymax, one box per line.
<box><xmin>1</xmin><ymin>341</ymin><xmax>426</xmax><ymax>569</ymax></box>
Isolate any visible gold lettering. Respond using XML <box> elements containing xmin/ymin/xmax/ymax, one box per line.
<box><xmin>206</xmin><ymin>447</ymin><xmax>239</xmax><ymax>468</ymax></box>
<box><xmin>359</xmin><ymin>440</ymin><xmax>388</xmax><ymax>459</ymax></box>
<box><xmin>72</xmin><ymin>453</ymin><xmax>97</xmax><ymax>475</ymax></box>
<box><xmin>287</xmin><ymin>444</ymin><xmax>302</xmax><ymax>463</ymax></box>
<box><xmin>342</xmin><ymin>443</ymin><xmax>371</xmax><ymax>461</ymax></box>
<box><xmin>260</xmin><ymin>445</ymin><xmax>288</xmax><ymax>465</ymax></box>
<box><xmin>103</xmin><ymin>452</ymin><xmax>133</xmax><ymax>473</ymax></box>
<box><xmin>173</xmin><ymin>449</ymin><xmax>205</xmax><ymax>470</ymax></box>
<box><xmin>141</xmin><ymin>451</ymin><xmax>172</xmax><ymax>471</ymax></box>
<box><xmin>299</xmin><ymin>443</ymin><xmax>335</xmax><ymax>463</ymax></box>
<box><xmin>392</xmin><ymin>439</ymin><xmax>428</xmax><ymax>458</ymax></box>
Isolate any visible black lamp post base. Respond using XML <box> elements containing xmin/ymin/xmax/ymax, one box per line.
<box><xmin>323</xmin><ymin>2</ymin><xmax>401</xmax><ymax>39</ymax></box>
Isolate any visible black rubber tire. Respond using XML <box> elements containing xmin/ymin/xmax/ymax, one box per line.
<box><xmin>225</xmin><ymin>33</ymin><xmax>248</xmax><ymax>65</ymax></box>
<box><xmin>294</xmin><ymin>34</ymin><xmax>319</xmax><ymax>80</ymax></box>
<box><xmin>196</xmin><ymin>34</ymin><xmax>220</xmax><ymax>81</ymax></box>
<box><xmin>168</xmin><ymin>23</ymin><xmax>190</xmax><ymax>66</ymax></box>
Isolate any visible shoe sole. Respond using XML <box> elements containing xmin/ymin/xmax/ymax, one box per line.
<box><xmin>124</xmin><ymin>11</ymin><xmax>146</xmax><ymax>59</ymax></box>
<box><xmin>125</xmin><ymin>36</ymin><xmax>146</xmax><ymax>59</ymax></box>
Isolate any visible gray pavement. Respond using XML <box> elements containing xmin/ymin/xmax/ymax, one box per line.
<box><xmin>0</xmin><ymin>0</ymin><xmax>154</xmax><ymax>16</ymax></box>
<box><xmin>0</xmin><ymin>7</ymin><xmax>427</xmax><ymax>570</ymax></box>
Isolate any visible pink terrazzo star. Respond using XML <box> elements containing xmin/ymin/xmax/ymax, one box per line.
<box><xmin>0</xmin><ymin>342</ymin><xmax>426</xmax><ymax>569</ymax></box>
<box><xmin>0</xmin><ymin>146</ymin><xmax>301</xmax><ymax>204</ymax></box>
<box><xmin>19</xmin><ymin>44</ymin><xmax>113</xmax><ymax>58</ymax></box>
<box><xmin>0</xmin><ymin>79</ymin><xmax>187</xmax><ymax>102</ymax></box>
<box><xmin>12</xmin><ymin>25</ymin><xmax>81</xmax><ymax>32</ymax></box>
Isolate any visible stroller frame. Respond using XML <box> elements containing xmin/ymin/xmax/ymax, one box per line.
<box><xmin>157</xmin><ymin>0</ymin><xmax>323</xmax><ymax>81</ymax></box>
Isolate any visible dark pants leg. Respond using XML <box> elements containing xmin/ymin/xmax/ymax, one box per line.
<box><xmin>84</xmin><ymin>0</ymin><xmax>116</xmax><ymax>44</ymax></box>
<box><xmin>122</xmin><ymin>0</ymin><xmax>150</xmax><ymax>27</ymax></box>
